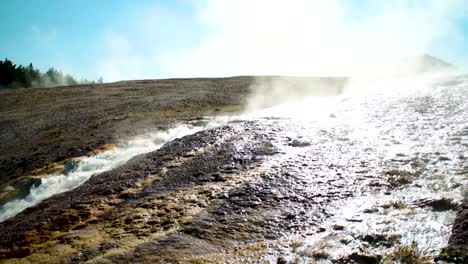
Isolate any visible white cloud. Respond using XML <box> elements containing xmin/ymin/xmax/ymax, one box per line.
<box><xmin>96</xmin><ymin>32</ymin><xmax>144</xmax><ymax>82</ymax></box>
<box><xmin>163</xmin><ymin>0</ymin><xmax>467</xmax><ymax>77</ymax></box>
<box><xmin>95</xmin><ymin>4</ymin><xmax>198</xmax><ymax>82</ymax></box>
<box><xmin>96</xmin><ymin>0</ymin><xmax>467</xmax><ymax>81</ymax></box>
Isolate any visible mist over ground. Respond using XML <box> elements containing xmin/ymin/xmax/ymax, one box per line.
<box><xmin>97</xmin><ymin>0</ymin><xmax>467</xmax><ymax>113</ymax></box>
<box><xmin>98</xmin><ymin>0</ymin><xmax>467</xmax><ymax>82</ymax></box>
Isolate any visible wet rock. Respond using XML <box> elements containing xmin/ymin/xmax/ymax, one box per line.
<box><xmin>346</xmin><ymin>218</ymin><xmax>363</xmax><ymax>222</ymax></box>
<box><xmin>362</xmin><ymin>207</ymin><xmax>379</xmax><ymax>214</ymax></box>
<box><xmin>0</xmin><ymin>121</ymin><xmax>293</xmax><ymax>261</ymax></box>
<box><xmin>413</xmin><ymin>198</ymin><xmax>459</xmax><ymax>212</ymax></box>
<box><xmin>317</xmin><ymin>227</ymin><xmax>326</xmax><ymax>232</ymax></box>
<box><xmin>63</xmin><ymin>159</ymin><xmax>79</xmax><ymax>175</ymax></box>
<box><xmin>332</xmin><ymin>224</ymin><xmax>345</xmax><ymax>231</ymax></box>
<box><xmin>439</xmin><ymin>198</ymin><xmax>468</xmax><ymax>262</ymax></box>
<box><xmin>111</xmin><ymin>233</ymin><xmax>224</xmax><ymax>263</ymax></box>
<box><xmin>289</xmin><ymin>140</ymin><xmax>311</xmax><ymax>147</ymax></box>
<box><xmin>277</xmin><ymin>256</ymin><xmax>290</xmax><ymax>264</ymax></box>
<box><xmin>0</xmin><ymin>176</ymin><xmax>42</xmax><ymax>207</ymax></box>
<box><xmin>346</xmin><ymin>252</ymin><xmax>381</xmax><ymax>264</ymax></box>
<box><xmin>312</xmin><ymin>250</ymin><xmax>330</xmax><ymax>260</ymax></box>
<box><xmin>382</xmin><ymin>201</ymin><xmax>406</xmax><ymax>210</ymax></box>
<box><xmin>359</xmin><ymin>234</ymin><xmax>400</xmax><ymax>247</ymax></box>
<box><xmin>385</xmin><ymin>169</ymin><xmax>414</xmax><ymax>188</ymax></box>
<box><xmin>438</xmin><ymin>156</ymin><xmax>451</xmax><ymax>161</ymax></box>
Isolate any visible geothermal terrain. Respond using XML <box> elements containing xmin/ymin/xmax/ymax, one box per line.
<box><xmin>0</xmin><ymin>71</ymin><xmax>466</xmax><ymax>263</ymax></box>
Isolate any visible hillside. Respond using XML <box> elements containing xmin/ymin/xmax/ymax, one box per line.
<box><xmin>396</xmin><ymin>54</ymin><xmax>456</xmax><ymax>74</ymax></box>
<box><xmin>0</xmin><ymin>76</ymin><xmax>346</xmax><ymax>190</ymax></box>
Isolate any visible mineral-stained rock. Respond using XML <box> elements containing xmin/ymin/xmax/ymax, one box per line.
<box><xmin>0</xmin><ymin>119</ymin><xmax>385</xmax><ymax>262</ymax></box>
<box><xmin>0</xmin><ymin>77</ymin><xmax>466</xmax><ymax>263</ymax></box>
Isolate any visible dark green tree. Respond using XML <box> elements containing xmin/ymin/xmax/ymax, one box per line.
<box><xmin>0</xmin><ymin>57</ymin><xmax>103</xmax><ymax>89</ymax></box>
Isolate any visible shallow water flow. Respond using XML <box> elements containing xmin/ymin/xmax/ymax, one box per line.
<box><xmin>0</xmin><ymin>120</ymin><xmax>227</xmax><ymax>222</ymax></box>
<box><xmin>240</xmin><ymin>76</ymin><xmax>468</xmax><ymax>262</ymax></box>
<box><xmin>0</xmin><ymin>75</ymin><xmax>466</xmax><ymax>262</ymax></box>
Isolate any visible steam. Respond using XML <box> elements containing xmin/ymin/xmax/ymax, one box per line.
<box><xmin>92</xmin><ymin>0</ymin><xmax>467</xmax><ymax>117</ymax></box>
<box><xmin>165</xmin><ymin>0</ymin><xmax>466</xmax><ymax>77</ymax></box>
<box><xmin>245</xmin><ymin>76</ymin><xmax>347</xmax><ymax>112</ymax></box>
<box><xmin>96</xmin><ymin>32</ymin><xmax>145</xmax><ymax>82</ymax></box>
<box><xmin>188</xmin><ymin>1</ymin><xmax>465</xmax><ymax>112</ymax></box>
<box><xmin>96</xmin><ymin>0</ymin><xmax>467</xmax><ymax>82</ymax></box>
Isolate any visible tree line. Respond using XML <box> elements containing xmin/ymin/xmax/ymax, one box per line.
<box><xmin>0</xmin><ymin>58</ymin><xmax>103</xmax><ymax>89</ymax></box>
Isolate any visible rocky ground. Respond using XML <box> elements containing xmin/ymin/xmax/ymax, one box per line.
<box><xmin>0</xmin><ymin>77</ymin><xmax>254</xmax><ymax>186</ymax></box>
<box><xmin>0</xmin><ymin>75</ymin><xmax>466</xmax><ymax>263</ymax></box>
<box><xmin>0</xmin><ymin>119</ymin><xmax>400</xmax><ymax>262</ymax></box>
<box><xmin>0</xmin><ymin>76</ymin><xmax>345</xmax><ymax>194</ymax></box>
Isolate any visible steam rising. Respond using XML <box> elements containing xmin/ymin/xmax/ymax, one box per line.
<box><xmin>95</xmin><ymin>1</ymin><xmax>466</xmax><ymax>115</ymax></box>
<box><xmin>245</xmin><ymin>76</ymin><xmax>347</xmax><ymax>112</ymax></box>
<box><xmin>165</xmin><ymin>0</ymin><xmax>465</xmax><ymax>77</ymax></box>
<box><xmin>97</xmin><ymin>0</ymin><xmax>467</xmax><ymax>82</ymax></box>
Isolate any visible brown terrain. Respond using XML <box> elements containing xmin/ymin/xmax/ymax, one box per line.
<box><xmin>0</xmin><ymin>76</ymin><xmax>346</xmax><ymax>187</ymax></box>
<box><xmin>0</xmin><ymin>73</ymin><xmax>466</xmax><ymax>263</ymax></box>
<box><xmin>0</xmin><ymin>77</ymin><xmax>253</xmax><ymax>185</ymax></box>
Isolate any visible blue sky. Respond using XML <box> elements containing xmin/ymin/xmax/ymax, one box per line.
<box><xmin>0</xmin><ymin>0</ymin><xmax>203</xmax><ymax>80</ymax></box>
<box><xmin>1</xmin><ymin>1</ymin><xmax>467</xmax><ymax>81</ymax></box>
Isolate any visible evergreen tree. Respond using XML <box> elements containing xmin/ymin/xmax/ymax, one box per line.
<box><xmin>0</xmin><ymin>57</ymin><xmax>102</xmax><ymax>88</ymax></box>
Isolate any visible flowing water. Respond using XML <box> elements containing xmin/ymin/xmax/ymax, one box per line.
<box><xmin>0</xmin><ymin>120</ymin><xmax>228</xmax><ymax>222</ymax></box>
<box><xmin>0</xmin><ymin>75</ymin><xmax>466</xmax><ymax>262</ymax></box>
<box><xmin>238</xmin><ymin>75</ymin><xmax>468</xmax><ymax>262</ymax></box>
